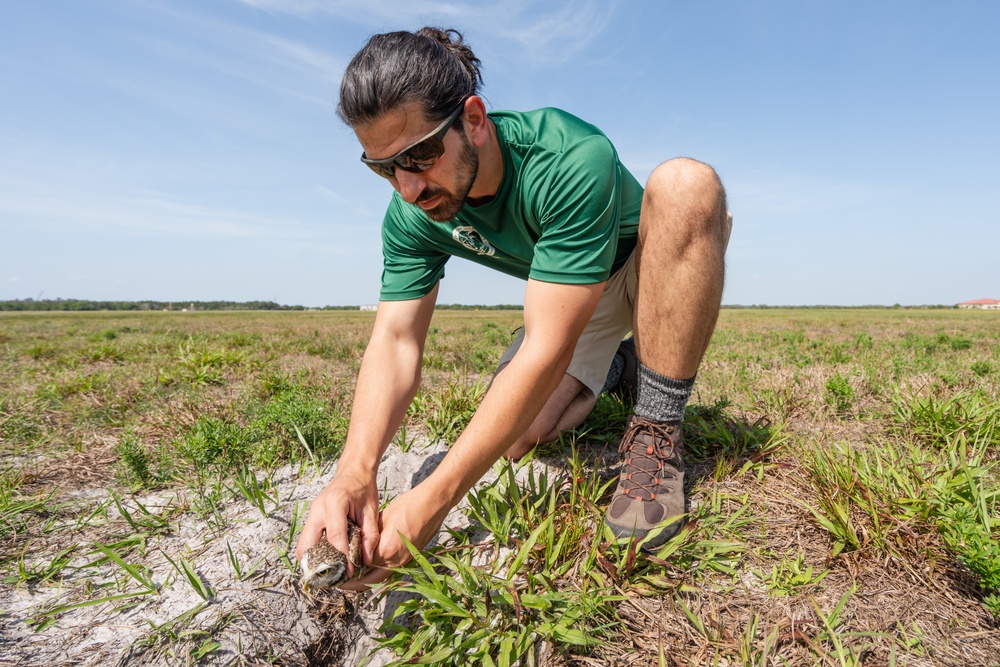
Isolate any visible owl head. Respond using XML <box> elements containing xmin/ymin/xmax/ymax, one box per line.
<box><xmin>299</xmin><ymin>540</ymin><xmax>347</xmax><ymax>591</ymax></box>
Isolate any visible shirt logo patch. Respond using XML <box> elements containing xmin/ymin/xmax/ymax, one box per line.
<box><xmin>452</xmin><ymin>226</ymin><xmax>495</xmax><ymax>256</ymax></box>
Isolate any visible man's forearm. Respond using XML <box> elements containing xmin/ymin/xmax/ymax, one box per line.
<box><xmin>332</xmin><ymin>290</ymin><xmax>438</xmax><ymax>482</ymax></box>
<box><xmin>418</xmin><ymin>280</ymin><xmax>604</xmax><ymax>511</ymax></box>
<box><xmin>427</xmin><ymin>344</ymin><xmax>570</xmax><ymax>507</ymax></box>
<box><xmin>335</xmin><ymin>325</ymin><xmax>424</xmax><ymax>479</ymax></box>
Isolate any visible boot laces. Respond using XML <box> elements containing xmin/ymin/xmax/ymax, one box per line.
<box><xmin>617</xmin><ymin>418</ymin><xmax>679</xmax><ymax>501</ymax></box>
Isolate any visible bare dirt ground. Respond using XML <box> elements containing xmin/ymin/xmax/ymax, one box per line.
<box><xmin>0</xmin><ymin>438</ymin><xmax>463</xmax><ymax>667</ymax></box>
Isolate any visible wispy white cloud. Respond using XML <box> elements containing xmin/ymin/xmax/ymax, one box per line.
<box><xmin>126</xmin><ymin>34</ymin><xmax>340</xmax><ymax>109</ymax></box>
<box><xmin>118</xmin><ymin>1</ymin><xmax>344</xmax><ymax>109</ymax></box>
<box><xmin>491</xmin><ymin>0</ymin><xmax>620</xmax><ymax>63</ymax></box>
<box><xmin>237</xmin><ymin>0</ymin><xmax>469</xmax><ymax>22</ymax></box>
<box><xmin>0</xmin><ymin>185</ymin><xmax>312</xmax><ymax>241</ymax></box>
<box><xmin>234</xmin><ymin>0</ymin><xmax>620</xmax><ymax>63</ymax></box>
<box><xmin>316</xmin><ymin>185</ymin><xmax>349</xmax><ymax>204</ymax></box>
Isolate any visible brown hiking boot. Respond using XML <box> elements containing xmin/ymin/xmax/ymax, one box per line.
<box><xmin>604</xmin><ymin>415</ymin><xmax>686</xmax><ymax>550</ymax></box>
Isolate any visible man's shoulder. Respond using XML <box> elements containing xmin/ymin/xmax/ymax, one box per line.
<box><xmin>490</xmin><ymin>107</ymin><xmax>610</xmax><ymax>150</ymax></box>
<box><xmin>490</xmin><ymin>106</ymin><xmax>593</xmax><ymax>125</ymax></box>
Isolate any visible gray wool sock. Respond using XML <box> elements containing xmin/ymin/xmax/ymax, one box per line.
<box><xmin>600</xmin><ymin>352</ymin><xmax>626</xmax><ymax>394</ymax></box>
<box><xmin>633</xmin><ymin>364</ymin><xmax>695</xmax><ymax>423</ymax></box>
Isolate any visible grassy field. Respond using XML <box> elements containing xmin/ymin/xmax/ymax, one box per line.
<box><xmin>1</xmin><ymin>308</ymin><xmax>998</xmax><ymax>666</ymax></box>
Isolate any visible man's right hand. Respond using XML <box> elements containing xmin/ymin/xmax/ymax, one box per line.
<box><xmin>295</xmin><ymin>470</ymin><xmax>381</xmax><ymax>580</ymax></box>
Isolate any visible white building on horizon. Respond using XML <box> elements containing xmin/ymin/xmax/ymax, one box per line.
<box><xmin>958</xmin><ymin>298</ymin><xmax>1000</xmax><ymax>310</ymax></box>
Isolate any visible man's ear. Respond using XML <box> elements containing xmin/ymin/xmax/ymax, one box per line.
<box><xmin>462</xmin><ymin>96</ymin><xmax>490</xmax><ymax>148</ymax></box>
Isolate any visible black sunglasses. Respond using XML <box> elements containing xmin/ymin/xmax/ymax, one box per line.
<box><xmin>360</xmin><ymin>101</ymin><xmax>466</xmax><ymax>179</ymax></box>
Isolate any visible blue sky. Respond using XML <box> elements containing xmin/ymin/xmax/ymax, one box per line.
<box><xmin>2</xmin><ymin>0</ymin><xmax>997</xmax><ymax>306</ymax></box>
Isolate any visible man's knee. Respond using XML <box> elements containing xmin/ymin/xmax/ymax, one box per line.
<box><xmin>643</xmin><ymin>158</ymin><xmax>728</xmax><ymax>241</ymax></box>
<box><xmin>646</xmin><ymin>158</ymin><xmax>723</xmax><ymax>199</ymax></box>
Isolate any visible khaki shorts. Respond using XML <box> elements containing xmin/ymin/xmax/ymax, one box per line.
<box><xmin>497</xmin><ymin>212</ymin><xmax>732</xmax><ymax>398</ymax></box>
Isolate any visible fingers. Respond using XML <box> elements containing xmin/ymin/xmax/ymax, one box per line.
<box><xmin>360</xmin><ymin>503</ymin><xmax>381</xmax><ymax>565</ymax></box>
<box><xmin>295</xmin><ymin>508</ymin><xmax>326</xmax><ymax>561</ymax></box>
<box><xmin>326</xmin><ymin>509</ymin><xmax>351</xmax><ymax>562</ymax></box>
<box><xmin>294</xmin><ymin>484</ymin><xmax>353</xmax><ymax>564</ymax></box>
<box><xmin>339</xmin><ymin>528</ymin><xmax>402</xmax><ymax>590</ymax></box>
<box><xmin>340</xmin><ymin>566</ymin><xmax>391</xmax><ymax>591</ymax></box>
<box><xmin>341</xmin><ymin>520</ymin><xmax>407</xmax><ymax>590</ymax></box>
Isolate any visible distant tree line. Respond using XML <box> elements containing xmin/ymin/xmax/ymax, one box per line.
<box><xmin>435</xmin><ymin>304</ymin><xmax>524</xmax><ymax>310</ymax></box>
<box><xmin>720</xmin><ymin>304</ymin><xmax>957</xmax><ymax>310</ymax></box>
<box><xmin>0</xmin><ymin>299</ymin><xmax>526</xmax><ymax>312</ymax></box>
<box><xmin>1</xmin><ymin>299</ymin><xmax>957</xmax><ymax>312</ymax></box>
<box><xmin>0</xmin><ymin>299</ymin><xmax>309</xmax><ymax>311</ymax></box>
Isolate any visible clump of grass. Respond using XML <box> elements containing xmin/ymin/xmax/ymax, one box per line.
<box><xmin>0</xmin><ymin>397</ymin><xmax>44</xmax><ymax>446</ymax></box>
<box><xmin>88</xmin><ymin>328</ymin><xmax>119</xmax><ymax>342</ymax></box>
<box><xmin>26</xmin><ymin>342</ymin><xmax>59</xmax><ymax>360</ymax></box>
<box><xmin>798</xmin><ymin>423</ymin><xmax>1000</xmax><ymax>617</ymax></box>
<box><xmin>408</xmin><ymin>376</ymin><xmax>487</xmax><ymax>444</ymax></box>
<box><xmin>825</xmin><ymin>373</ymin><xmax>855</xmax><ymax>415</ymax></box>
<box><xmin>797</xmin><ymin>448</ymin><xmax>865</xmax><ymax>557</ymax></box>
<box><xmin>972</xmin><ymin>360</ymin><xmax>992</xmax><ymax>377</ymax></box>
<box><xmin>256</xmin><ymin>370</ymin><xmax>292</xmax><ymax>397</ymax></box>
<box><xmin>760</xmin><ymin>550</ymin><xmax>829</xmax><ymax>596</ymax></box>
<box><xmin>950</xmin><ymin>335</ymin><xmax>973</xmax><ymax>351</ymax></box>
<box><xmin>926</xmin><ymin>437</ymin><xmax>1000</xmax><ymax>617</ymax></box>
<box><xmin>683</xmin><ymin>398</ymin><xmax>787</xmax><ymax>469</ymax></box>
<box><xmin>893</xmin><ymin>389</ymin><xmax>999</xmax><ymax>448</ymax></box>
<box><xmin>0</xmin><ymin>469</ymin><xmax>57</xmax><ymax>548</ymax></box>
<box><xmin>165</xmin><ymin>382</ymin><xmax>348</xmax><ymax>481</ymax></box>
<box><xmin>156</xmin><ymin>343</ymin><xmax>245</xmax><ymax>386</ymax></box>
<box><xmin>226</xmin><ymin>331</ymin><xmax>261</xmax><ymax>348</ymax></box>
<box><xmin>853</xmin><ymin>332</ymin><xmax>874</xmax><ymax>349</ymax></box>
<box><xmin>937</xmin><ymin>502</ymin><xmax>1000</xmax><ymax>617</ymax></box>
<box><xmin>116</xmin><ymin>432</ymin><xmax>155</xmax><ymax>487</ymax></box>
<box><xmin>85</xmin><ymin>342</ymin><xmax>126</xmax><ymax>362</ymax></box>
<box><xmin>378</xmin><ymin>454</ymin><xmax>625</xmax><ymax>665</ymax></box>
<box><xmin>249</xmin><ymin>384</ymin><xmax>347</xmax><ymax>463</ymax></box>
<box><xmin>378</xmin><ymin>449</ymin><xmax>750</xmax><ymax>665</ymax></box>
<box><xmin>175</xmin><ymin>417</ymin><xmax>254</xmax><ymax>471</ymax></box>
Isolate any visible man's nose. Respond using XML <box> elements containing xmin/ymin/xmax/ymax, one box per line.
<box><xmin>394</xmin><ymin>169</ymin><xmax>426</xmax><ymax>203</ymax></box>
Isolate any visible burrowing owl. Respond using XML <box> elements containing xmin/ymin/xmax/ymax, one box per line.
<box><xmin>299</xmin><ymin>520</ymin><xmax>363</xmax><ymax>590</ymax></box>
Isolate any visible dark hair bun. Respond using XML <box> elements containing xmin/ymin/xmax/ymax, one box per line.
<box><xmin>415</xmin><ymin>27</ymin><xmax>483</xmax><ymax>90</ymax></box>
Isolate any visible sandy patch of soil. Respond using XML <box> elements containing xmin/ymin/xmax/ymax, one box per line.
<box><xmin>0</xmin><ymin>438</ymin><xmax>467</xmax><ymax>666</ymax></box>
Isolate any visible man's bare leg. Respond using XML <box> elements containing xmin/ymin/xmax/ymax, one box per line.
<box><xmin>496</xmin><ymin>367</ymin><xmax>596</xmax><ymax>460</ymax></box>
<box><xmin>605</xmin><ymin>157</ymin><xmax>729</xmax><ymax>548</ymax></box>
<box><xmin>634</xmin><ymin>158</ymin><xmax>728</xmax><ymax>377</ymax></box>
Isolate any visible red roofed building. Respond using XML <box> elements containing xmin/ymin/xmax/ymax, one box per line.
<box><xmin>958</xmin><ymin>298</ymin><xmax>1000</xmax><ymax>310</ymax></box>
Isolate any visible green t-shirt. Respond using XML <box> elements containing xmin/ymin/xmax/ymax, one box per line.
<box><xmin>380</xmin><ymin>108</ymin><xmax>644</xmax><ymax>301</ymax></box>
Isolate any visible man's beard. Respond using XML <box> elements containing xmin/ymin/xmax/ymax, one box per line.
<box><xmin>417</xmin><ymin>134</ymin><xmax>479</xmax><ymax>222</ymax></box>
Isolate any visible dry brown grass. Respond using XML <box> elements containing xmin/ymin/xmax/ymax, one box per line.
<box><xmin>1</xmin><ymin>308</ymin><xmax>997</xmax><ymax>665</ymax></box>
